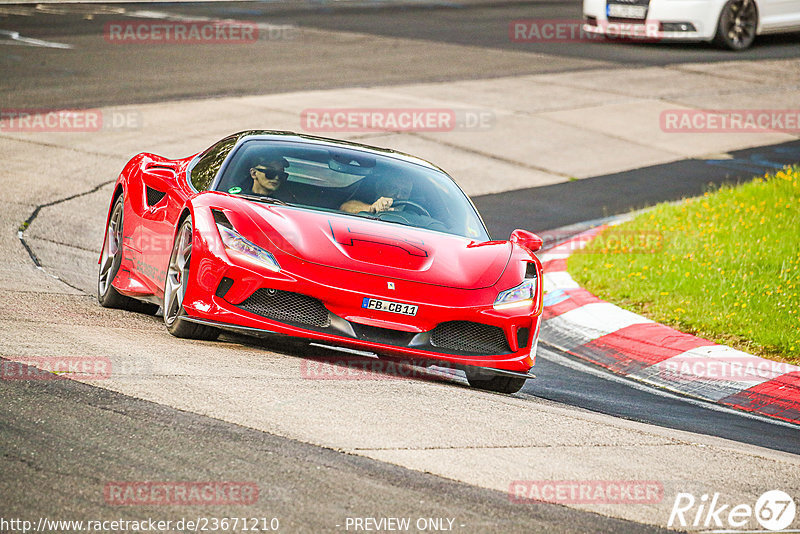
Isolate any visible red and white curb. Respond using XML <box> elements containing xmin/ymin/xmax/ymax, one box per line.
<box><xmin>538</xmin><ymin>225</ymin><xmax>800</xmax><ymax>426</ymax></box>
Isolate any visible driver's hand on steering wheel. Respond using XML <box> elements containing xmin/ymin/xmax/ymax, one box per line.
<box><xmin>369</xmin><ymin>196</ymin><xmax>394</xmax><ymax>213</ymax></box>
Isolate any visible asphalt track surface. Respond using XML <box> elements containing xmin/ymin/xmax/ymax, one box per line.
<box><xmin>2</xmin><ymin>1</ymin><xmax>800</xmax><ymax>109</ymax></box>
<box><xmin>187</xmin><ymin>0</ymin><xmax>800</xmax><ymax>64</ymax></box>
<box><xmin>1</xmin><ymin>357</ymin><xmax>664</xmax><ymax>533</ymax></box>
<box><xmin>2</xmin><ymin>1</ymin><xmax>800</xmax><ymax>531</ymax></box>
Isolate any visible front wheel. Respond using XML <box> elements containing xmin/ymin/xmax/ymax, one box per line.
<box><xmin>465</xmin><ymin>367</ymin><xmax>527</xmax><ymax>394</ymax></box>
<box><xmin>163</xmin><ymin>218</ymin><xmax>219</xmax><ymax>341</ymax></box>
<box><xmin>713</xmin><ymin>0</ymin><xmax>758</xmax><ymax>50</ymax></box>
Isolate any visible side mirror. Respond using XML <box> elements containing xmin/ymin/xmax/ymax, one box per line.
<box><xmin>510</xmin><ymin>229</ymin><xmax>543</xmax><ymax>252</ymax></box>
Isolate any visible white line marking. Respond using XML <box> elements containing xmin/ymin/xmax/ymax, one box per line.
<box><xmin>126</xmin><ymin>9</ymin><xmax>297</xmax><ymax>34</ymax></box>
<box><xmin>0</xmin><ymin>30</ymin><xmax>73</xmax><ymax>49</ymax></box>
<box><xmin>547</xmin><ymin>301</ymin><xmax>651</xmax><ymax>339</ymax></box>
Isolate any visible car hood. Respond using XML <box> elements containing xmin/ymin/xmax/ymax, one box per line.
<box><xmin>244</xmin><ymin>204</ymin><xmax>510</xmax><ymax>289</ymax></box>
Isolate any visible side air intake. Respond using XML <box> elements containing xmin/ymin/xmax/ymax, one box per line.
<box><xmin>145</xmin><ymin>186</ymin><xmax>166</xmax><ymax>206</ymax></box>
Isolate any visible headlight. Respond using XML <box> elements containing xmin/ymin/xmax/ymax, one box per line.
<box><xmin>493</xmin><ymin>277</ymin><xmax>536</xmax><ymax>310</ymax></box>
<box><xmin>216</xmin><ymin>223</ymin><xmax>280</xmax><ymax>272</ymax></box>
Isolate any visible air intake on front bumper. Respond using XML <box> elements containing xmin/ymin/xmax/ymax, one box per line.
<box><xmin>430</xmin><ymin>321</ymin><xmax>509</xmax><ymax>355</ymax></box>
<box><xmin>237</xmin><ymin>289</ymin><xmax>331</xmax><ymax>328</ymax></box>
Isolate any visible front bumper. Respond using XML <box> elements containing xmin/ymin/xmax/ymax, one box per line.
<box><xmin>182</xmin><ymin>315</ymin><xmax>537</xmax><ymax>380</ymax></box>
<box><xmin>183</xmin><ymin>210</ymin><xmax>540</xmax><ymax>374</ymax></box>
<box><xmin>184</xmin><ymin>276</ymin><xmax>540</xmax><ymax>373</ymax></box>
<box><xmin>583</xmin><ymin>0</ymin><xmax>721</xmax><ymax>41</ymax></box>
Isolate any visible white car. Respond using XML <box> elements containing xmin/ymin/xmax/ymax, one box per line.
<box><xmin>583</xmin><ymin>0</ymin><xmax>800</xmax><ymax>50</ymax></box>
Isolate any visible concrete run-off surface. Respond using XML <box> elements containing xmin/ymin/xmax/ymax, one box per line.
<box><xmin>1</xmin><ymin>58</ymin><xmax>799</xmax><ymax>529</ymax></box>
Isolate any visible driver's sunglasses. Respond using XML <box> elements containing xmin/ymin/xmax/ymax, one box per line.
<box><xmin>255</xmin><ymin>167</ymin><xmax>288</xmax><ymax>181</ymax></box>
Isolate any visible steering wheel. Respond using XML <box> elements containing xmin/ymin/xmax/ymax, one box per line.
<box><xmin>391</xmin><ymin>200</ymin><xmax>432</xmax><ymax>218</ymax></box>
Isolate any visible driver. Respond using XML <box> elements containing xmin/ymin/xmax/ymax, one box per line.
<box><xmin>248</xmin><ymin>156</ymin><xmax>290</xmax><ymax>196</ymax></box>
<box><xmin>340</xmin><ymin>173</ymin><xmax>413</xmax><ymax>214</ymax></box>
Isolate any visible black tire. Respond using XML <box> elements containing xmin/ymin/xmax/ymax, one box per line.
<box><xmin>163</xmin><ymin>217</ymin><xmax>219</xmax><ymax>340</ymax></box>
<box><xmin>465</xmin><ymin>367</ymin><xmax>527</xmax><ymax>394</ymax></box>
<box><xmin>713</xmin><ymin>0</ymin><xmax>758</xmax><ymax>50</ymax></box>
<box><xmin>98</xmin><ymin>197</ymin><xmax>159</xmax><ymax>315</ymax></box>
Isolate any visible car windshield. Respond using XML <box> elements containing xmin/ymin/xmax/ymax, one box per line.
<box><xmin>214</xmin><ymin>139</ymin><xmax>490</xmax><ymax>240</ymax></box>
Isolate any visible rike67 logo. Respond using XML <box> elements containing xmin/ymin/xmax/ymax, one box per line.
<box><xmin>669</xmin><ymin>490</ymin><xmax>796</xmax><ymax>531</ymax></box>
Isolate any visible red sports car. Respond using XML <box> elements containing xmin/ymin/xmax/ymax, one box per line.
<box><xmin>98</xmin><ymin>131</ymin><xmax>543</xmax><ymax>393</ymax></box>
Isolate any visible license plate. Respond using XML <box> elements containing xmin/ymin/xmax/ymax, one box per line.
<box><xmin>362</xmin><ymin>297</ymin><xmax>418</xmax><ymax>316</ymax></box>
<box><xmin>607</xmin><ymin>4</ymin><xmax>647</xmax><ymax>18</ymax></box>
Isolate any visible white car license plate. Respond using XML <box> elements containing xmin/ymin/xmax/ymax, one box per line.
<box><xmin>362</xmin><ymin>297</ymin><xmax>418</xmax><ymax>316</ymax></box>
<box><xmin>607</xmin><ymin>4</ymin><xmax>647</xmax><ymax>19</ymax></box>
